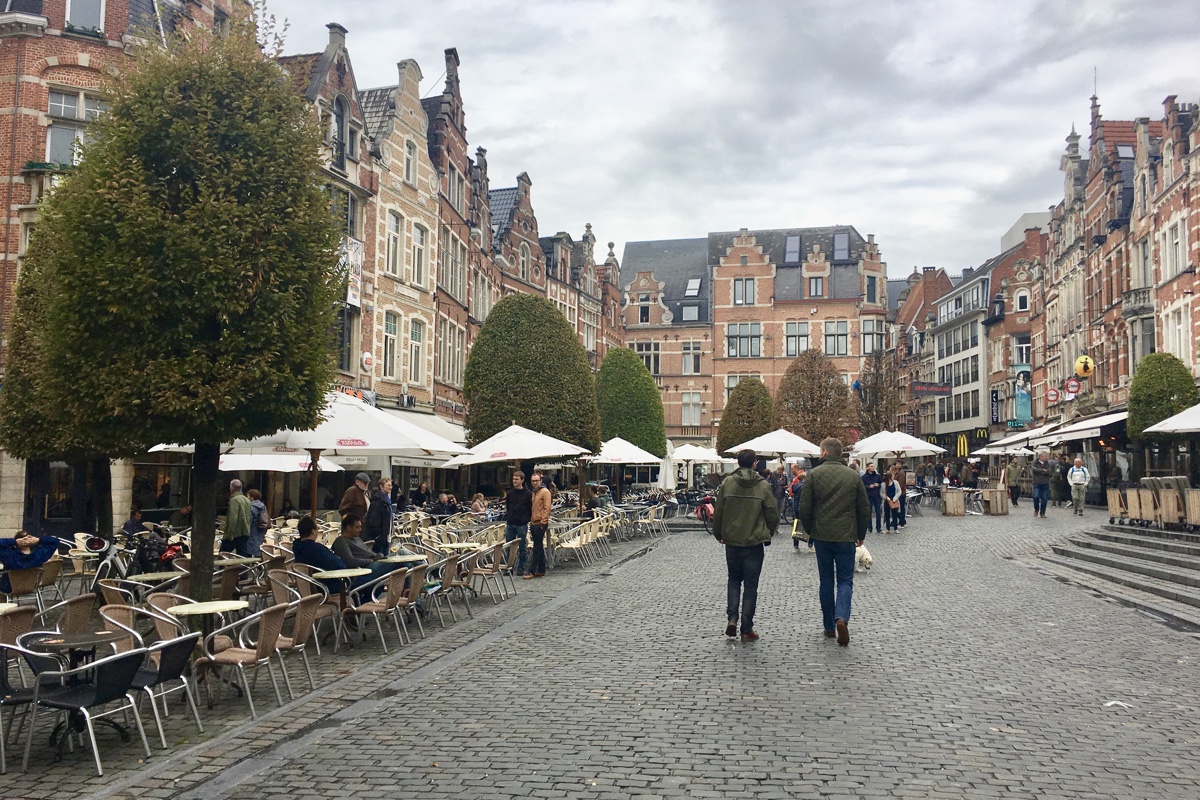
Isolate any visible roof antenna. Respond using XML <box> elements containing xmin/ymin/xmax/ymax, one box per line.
<box><xmin>1093</xmin><ymin>66</ymin><xmax>1097</xmax><ymax>96</ymax></box>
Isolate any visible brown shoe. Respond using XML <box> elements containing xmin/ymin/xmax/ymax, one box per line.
<box><xmin>823</xmin><ymin>629</ymin><xmax>836</xmax><ymax>638</ymax></box>
<box><xmin>740</xmin><ymin>631</ymin><xmax>759</xmax><ymax>642</ymax></box>
<box><xmin>835</xmin><ymin>618</ymin><xmax>850</xmax><ymax>646</ymax></box>
<box><xmin>725</xmin><ymin>620</ymin><xmax>737</xmax><ymax>637</ymax></box>
<box><xmin>522</xmin><ymin>574</ymin><xmax>537</xmax><ymax>580</ymax></box>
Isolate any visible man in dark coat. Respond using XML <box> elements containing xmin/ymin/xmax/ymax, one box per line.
<box><xmin>711</xmin><ymin>449</ymin><xmax>779</xmax><ymax>642</ymax></box>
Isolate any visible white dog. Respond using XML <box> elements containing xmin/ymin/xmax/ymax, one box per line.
<box><xmin>855</xmin><ymin>544</ymin><xmax>873</xmax><ymax>572</ymax></box>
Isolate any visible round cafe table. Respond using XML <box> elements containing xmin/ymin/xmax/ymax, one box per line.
<box><xmin>214</xmin><ymin>556</ymin><xmax>260</xmax><ymax>567</ymax></box>
<box><xmin>313</xmin><ymin>568</ymin><xmax>373</xmax><ymax>646</ymax></box>
<box><xmin>131</xmin><ymin>571</ymin><xmax>182</xmax><ymax>584</ymax></box>
<box><xmin>440</xmin><ymin>542</ymin><xmax>482</xmax><ymax>551</ymax></box>
<box><xmin>0</xmin><ymin>601</ymin><xmax>17</xmax><ymax>614</ymax></box>
<box><xmin>380</xmin><ymin>554</ymin><xmax>427</xmax><ymax>564</ymax></box>
<box><xmin>167</xmin><ymin>600</ymin><xmax>251</xmax><ymax>707</ymax></box>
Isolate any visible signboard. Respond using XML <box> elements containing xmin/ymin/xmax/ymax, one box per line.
<box><xmin>1014</xmin><ymin>366</ymin><xmax>1032</xmax><ymax>424</ymax></box>
<box><xmin>990</xmin><ymin>390</ymin><xmax>1000</xmax><ymax>425</ymax></box>
<box><xmin>1065</xmin><ymin>378</ymin><xmax>1081</xmax><ymax>394</ymax></box>
<box><xmin>1074</xmin><ymin>355</ymin><xmax>1095</xmax><ymax>378</ymax></box>
<box><xmin>1046</xmin><ymin>388</ymin><xmax>1060</xmax><ymax>403</ymax></box>
<box><xmin>911</xmin><ymin>382</ymin><xmax>952</xmax><ymax>397</ymax></box>
<box><xmin>341</xmin><ymin>236</ymin><xmax>364</xmax><ymax>308</ymax></box>
<box><xmin>929</xmin><ymin>428</ymin><xmax>991</xmax><ymax>458</ymax></box>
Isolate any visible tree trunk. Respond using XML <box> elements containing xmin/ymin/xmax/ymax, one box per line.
<box><xmin>91</xmin><ymin>457</ymin><xmax>112</xmax><ymax>539</ymax></box>
<box><xmin>191</xmin><ymin>441</ymin><xmax>220</xmax><ymax>601</ymax></box>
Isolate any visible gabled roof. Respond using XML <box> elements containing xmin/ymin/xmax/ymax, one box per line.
<box><xmin>707</xmin><ymin>225</ymin><xmax>869</xmax><ymax>269</ymax></box>
<box><xmin>621</xmin><ymin>238</ymin><xmax>710</xmax><ymax>324</ymax></box>
<box><xmin>887</xmin><ymin>278</ymin><xmax>907</xmax><ymax>312</ymax></box>
<box><xmin>359</xmin><ymin>86</ymin><xmax>395</xmax><ymax>140</ymax></box>
<box><xmin>489</xmin><ymin>187</ymin><xmax>518</xmax><ymax>236</ymax></box>
<box><xmin>277</xmin><ymin>53</ymin><xmax>323</xmax><ymax>100</ymax></box>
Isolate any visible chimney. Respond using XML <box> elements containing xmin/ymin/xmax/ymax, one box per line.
<box><xmin>327</xmin><ymin>22</ymin><xmax>347</xmax><ymax>49</ymax></box>
<box><xmin>962</xmin><ymin>267</ymin><xmax>974</xmax><ymax>280</ymax></box>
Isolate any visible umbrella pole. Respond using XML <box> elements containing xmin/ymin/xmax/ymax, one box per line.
<box><xmin>308</xmin><ymin>449</ymin><xmax>322</xmax><ymax>520</ymax></box>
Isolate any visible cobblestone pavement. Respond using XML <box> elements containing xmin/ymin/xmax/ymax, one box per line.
<box><xmin>12</xmin><ymin>503</ymin><xmax>1200</xmax><ymax>799</ymax></box>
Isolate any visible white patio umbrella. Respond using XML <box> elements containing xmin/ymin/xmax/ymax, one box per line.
<box><xmin>850</xmin><ymin>430</ymin><xmax>947</xmax><ymax>460</ymax></box>
<box><xmin>727</xmin><ymin>429</ymin><xmax>821</xmax><ymax>457</ymax></box>
<box><xmin>658</xmin><ymin>440</ymin><xmax>677</xmax><ymax>491</ymax></box>
<box><xmin>588</xmin><ymin>438</ymin><xmax>662</xmax><ymax>502</ymax></box>
<box><xmin>439</xmin><ymin>424</ymin><xmax>590</xmax><ymax>467</ymax></box>
<box><xmin>669</xmin><ymin>442</ymin><xmax>725</xmax><ymax>489</ymax></box>
<box><xmin>1144</xmin><ymin>402</ymin><xmax>1200</xmax><ymax>434</ymax></box>
<box><xmin>218</xmin><ymin>453</ymin><xmax>343</xmax><ymax>473</ymax></box>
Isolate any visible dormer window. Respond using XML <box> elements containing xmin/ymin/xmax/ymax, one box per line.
<box><xmin>784</xmin><ymin>235</ymin><xmax>801</xmax><ymax>263</ymax></box>
<box><xmin>684</xmin><ymin>278</ymin><xmax>701</xmax><ymax>297</ymax></box>
<box><xmin>833</xmin><ymin>232</ymin><xmax>850</xmax><ymax>261</ymax></box>
<box><xmin>66</xmin><ymin>0</ymin><xmax>104</xmax><ymax>33</ymax></box>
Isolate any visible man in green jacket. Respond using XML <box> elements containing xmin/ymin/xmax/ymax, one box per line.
<box><xmin>712</xmin><ymin>449</ymin><xmax>779</xmax><ymax>642</ymax></box>
<box><xmin>222</xmin><ymin>479</ymin><xmax>253</xmax><ymax>557</ymax></box>
<box><xmin>1004</xmin><ymin>457</ymin><xmax>1022</xmax><ymax>507</ymax></box>
<box><xmin>799</xmin><ymin>437</ymin><xmax>870</xmax><ymax>647</ymax></box>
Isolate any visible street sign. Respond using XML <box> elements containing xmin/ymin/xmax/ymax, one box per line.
<box><xmin>910</xmin><ymin>381</ymin><xmax>952</xmax><ymax>397</ymax></box>
<box><xmin>1046</xmin><ymin>388</ymin><xmax>1060</xmax><ymax>403</ymax></box>
<box><xmin>990</xmin><ymin>390</ymin><xmax>1000</xmax><ymax>424</ymax></box>
<box><xmin>1064</xmin><ymin>378</ymin><xmax>1081</xmax><ymax>394</ymax></box>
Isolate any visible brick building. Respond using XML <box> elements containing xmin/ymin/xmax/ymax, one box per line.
<box><xmin>892</xmin><ymin>266</ymin><xmax>955</xmax><ymax>439</ymax></box>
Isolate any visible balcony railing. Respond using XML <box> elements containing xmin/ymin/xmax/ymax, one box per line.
<box><xmin>679</xmin><ymin>426</ymin><xmax>704</xmax><ymax>438</ymax></box>
<box><xmin>1121</xmin><ymin>287</ymin><xmax>1154</xmax><ymax>320</ymax></box>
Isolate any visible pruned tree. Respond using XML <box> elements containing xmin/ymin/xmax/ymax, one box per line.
<box><xmin>1128</xmin><ymin>353</ymin><xmax>1199</xmax><ymax>439</ymax></box>
<box><xmin>855</xmin><ymin>349</ymin><xmax>899</xmax><ymax>437</ymax></box>
<box><xmin>463</xmin><ymin>293</ymin><xmax>601</xmax><ymax>452</ymax></box>
<box><xmin>596</xmin><ymin>347</ymin><xmax>666</xmax><ymax>457</ymax></box>
<box><xmin>717</xmin><ymin>378</ymin><xmax>773</xmax><ymax>456</ymax></box>
<box><xmin>773</xmin><ymin>350</ymin><xmax>856</xmax><ymax>443</ymax></box>
<box><xmin>1</xmin><ymin>9</ymin><xmax>343</xmax><ymax>598</ymax></box>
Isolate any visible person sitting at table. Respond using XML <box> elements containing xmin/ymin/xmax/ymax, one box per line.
<box><xmin>0</xmin><ymin>530</ymin><xmax>61</xmax><ymax>593</ymax></box>
<box><xmin>168</xmin><ymin>504</ymin><xmax>192</xmax><ymax>529</ymax></box>
<box><xmin>291</xmin><ymin>516</ymin><xmax>349</xmax><ymax>593</ymax></box>
<box><xmin>581</xmin><ymin>485</ymin><xmax>601</xmax><ymax>520</ymax></box>
<box><xmin>446</xmin><ymin>495</ymin><xmax>461</xmax><ymax>514</ymax></box>
<box><xmin>331</xmin><ymin>514</ymin><xmax>409</xmax><ymax>591</ymax></box>
<box><xmin>429</xmin><ymin>493</ymin><xmax>454</xmax><ymax>516</ymax></box>
<box><xmin>410</xmin><ymin>481</ymin><xmax>430</xmax><ymax>509</ymax></box>
<box><xmin>470</xmin><ymin>493</ymin><xmax>488</xmax><ymax>515</ymax></box>
<box><xmin>121</xmin><ymin>506</ymin><xmax>144</xmax><ymax>536</ymax></box>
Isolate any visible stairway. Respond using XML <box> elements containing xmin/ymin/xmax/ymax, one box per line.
<box><xmin>1035</xmin><ymin>524</ymin><xmax>1200</xmax><ymax>630</ymax></box>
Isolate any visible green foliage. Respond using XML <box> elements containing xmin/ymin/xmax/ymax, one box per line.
<box><xmin>717</xmin><ymin>378</ymin><xmax>773</xmax><ymax>456</ymax></box>
<box><xmin>463</xmin><ymin>293</ymin><xmax>600</xmax><ymax>451</ymax></box>
<box><xmin>1128</xmin><ymin>353</ymin><xmax>1199</xmax><ymax>439</ymax></box>
<box><xmin>596</xmin><ymin>347</ymin><xmax>666</xmax><ymax>458</ymax></box>
<box><xmin>772</xmin><ymin>350</ymin><xmax>856</xmax><ymax>443</ymax></box>
<box><xmin>855</xmin><ymin>349</ymin><xmax>899</xmax><ymax>437</ymax></box>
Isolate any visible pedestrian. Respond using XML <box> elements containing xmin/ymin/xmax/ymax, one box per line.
<box><xmin>363</xmin><ymin>477</ymin><xmax>395</xmax><ymax>556</ymax></box>
<box><xmin>790</xmin><ymin>466</ymin><xmax>806</xmax><ymax>549</ymax></box>
<box><xmin>861</xmin><ymin>462</ymin><xmax>883</xmax><ymax>535</ymax></box>
<box><xmin>711</xmin><ymin>449</ymin><xmax>778</xmax><ymax>642</ymax></box>
<box><xmin>895</xmin><ymin>462</ymin><xmax>909</xmax><ymax>528</ymax></box>
<box><xmin>505</xmin><ymin>471</ymin><xmax>532</xmax><ymax>576</ymax></box>
<box><xmin>798</xmin><ymin>437</ymin><xmax>870</xmax><ymax>647</ymax></box>
<box><xmin>1056</xmin><ymin>455</ymin><xmax>1072</xmax><ymax>508</ymax></box>
<box><xmin>339</xmin><ymin>472</ymin><xmax>371</xmax><ymax>520</ymax></box>
<box><xmin>958</xmin><ymin>461</ymin><xmax>973</xmax><ymax>489</ymax></box>
<box><xmin>770</xmin><ymin>465</ymin><xmax>789</xmax><ymax>518</ymax></box>
<box><xmin>523</xmin><ymin>471</ymin><xmax>552</xmax><ymax>579</ymax></box>
<box><xmin>934</xmin><ymin>461</ymin><xmax>945</xmax><ymax>485</ymax></box>
<box><xmin>849</xmin><ymin>459</ymin><xmax>862</xmax><ymax>476</ymax></box>
<box><xmin>883</xmin><ymin>466</ymin><xmax>902</xmax><ymax>532</ymax></box>
<box><xmin>1031</xmin><ymin>451</ymin><xmax>1052</xmax><ymax>519</ymax></box>
<box><xmin>921</xmin><ymin>459</ymin><xmax>935</xmax><ymax>489</ymax></box>
<box><xmin>222</xmin><ymin>479</ymin><xmax>253</xmax><ymax>556</ymax></box>
<box><xmin>1005</xmin><ymin>457</ymin><xmax>1022</xmax><ymax>507</ymax></box>
<box><xmin>247</xmin><ymin>488</ymin><xmax>268</xmax><ymax>556</ymax></box>
<box><xmin>1068</xmin><ymin>457</ymin><xmax>1090</xmax><ymax>516</ymax></box>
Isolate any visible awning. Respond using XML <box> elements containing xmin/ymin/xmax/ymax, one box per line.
<box><xmin>987</xmin><ymin>422</ymin><xmax>1065</xmax><ymax>449</ymax></box>
<box><xmin>1032</xmin><ymin>411</ymin><xmax>1127</xmax><ymax>445</ymax></box>
<box><xmin>383</xmin><ymin>408</ymin><xmax>467</xmax><ymax>445</ymax></box>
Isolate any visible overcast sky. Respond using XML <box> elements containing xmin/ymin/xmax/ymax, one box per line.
<box><xmin>270</xmin><ymin>0</ymin><xmax>1200</xmax><ymax>278</ymax></box>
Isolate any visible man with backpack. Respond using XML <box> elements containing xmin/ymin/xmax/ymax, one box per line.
<box><xmin>1067</xmin><ymin>457</ymin><xmax>1090</xmax><ymax>516</ymax></box>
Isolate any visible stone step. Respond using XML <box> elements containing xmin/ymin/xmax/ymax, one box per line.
<box><xmin>1029</xmin><ymin>556</ymin><xmax>1200</xmax><ymax>632</ymax></box>
<box><xmin>1065</xmin><ymin>535</ymin><xmax>1200</xmax><ymax>571</ymax></box>
<box><xmin>1083</xmin><ymin>529</ymin><xmax>1200</xmax><ymax>558</ymax></box>
<box><xmin>1038</xmin><ymin>552</ymin><xmax>1200</xmax><ymax>610</ymax></box>
<box><xmin>1049</xmin><ymin>543</ymin><xmax>1200</xmax><ymax>590</ymax></box>
<box><xmin>1099</xmin><ymin>523</ymin><xmax>1200</xmax><ymax>545</ymax></box>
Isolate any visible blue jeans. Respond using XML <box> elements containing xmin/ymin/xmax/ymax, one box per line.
<box><xmin>725</xmin><ymin>543</ymin><xmax>764</xmax><ymax>634</ymax></box>
<box><xmin>1032</xmin><ymin>483</ymin><xmax>1049</xmax><ymax>515</ymax></box>
<box><xmin>868</xmin><ymin>495</ymin><xmax>882</xmax><ymax>532</ymax></box>
<box><xmin>505</xmin><ymin>523</ymin><xmax>528</xmax><ymax>574</ymax></box>
<box><xmin>813</xmin><ymin>539</ymin><xmax>856</xmax><ymax>632</ymax></box>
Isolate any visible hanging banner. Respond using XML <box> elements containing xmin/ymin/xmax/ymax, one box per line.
<box><xmin>341</xmin><ymin>236</ymin><xmax>364</xmax><ymax>308</ymax></box>
<box><xmin>990</xmin><ymin>390</ymin><xmax>1000</xmax><ymax>425</ymax></box>
<box><xmin>1013</xmin><ymin>366</ymin><xmax>1032</xmax><ymax>424</ymax></box>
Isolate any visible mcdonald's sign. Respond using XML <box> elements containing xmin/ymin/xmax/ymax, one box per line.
<box><xmin>929</xmin><ymin>428</ymin><xmax>992</xmax><ymax>458</ymax></box>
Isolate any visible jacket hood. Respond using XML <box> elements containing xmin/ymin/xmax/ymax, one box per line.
<box><xmin>732</xmin><ymin>467</ymin><xmax>765</xmax><ymax>487</ymax></box>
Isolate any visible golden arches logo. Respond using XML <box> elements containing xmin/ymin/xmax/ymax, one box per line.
<box><xmin>957</xmin><ymin>434</ymin><xmax>969</xmax><ymax>457</ymax></box>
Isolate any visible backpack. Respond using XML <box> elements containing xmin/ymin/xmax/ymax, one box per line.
<box><xmin>258</xmin><ymin>505</ymin><xmax>271</xmax><ymax>530</ymax></box>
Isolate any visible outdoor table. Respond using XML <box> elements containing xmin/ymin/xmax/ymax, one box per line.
<box><xmin>313</xmin><ymin>568</ymin><xmax>372</xmax><ymax>647</ymax></box>
<box><xmin>440</xmin><ymin>542</ymin><xmax>482</xmax><ymax>551</ymax></box>
<box><xmin>132</xmin><ymin>570</ymin><xmax>182</xmax><ymax>584</ymax></box>
<box><xmin>24</xmin><ymin>629</ymin><xmax>133</xmax><ymax>752</ymax></box>
<box><xmin>0</xmin><ymin>601</ymin><xmax>17</xmax><ymax>613</ymax></box>
<box><xmin>380</xmin><ymin>554</ymin><xmax>427</xmax><ymax>564</ymax></box>
<box><xmin>167</xmin><ymin>600</ymin><xmax>250</xmax><ymax>707</ymax></box>
<box><xmin>214</xmin><ymin>556</ymin><xmax>260</xmax><ymax>567</ymax></box>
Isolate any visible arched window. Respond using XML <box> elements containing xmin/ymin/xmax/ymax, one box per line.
<box><xmin>519</xmin><ymin>243</ymin><xmax>530</xmax><ymax>281</ymax></box>
<box><xmin>332</xmin><ymin>97</ymin><xmax>347</xmax><ymax>168</ymax></box>
<box><xmin>1014</xmin><ymin>290</ymin><xmax>1030</xmax><ymax>312</ymax></box>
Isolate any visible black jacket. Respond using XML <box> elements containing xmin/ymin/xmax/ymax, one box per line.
<box><xmin>505</xmin><ymin>486</ymin><xmax>533</xmax><ymax>526</ymax></box>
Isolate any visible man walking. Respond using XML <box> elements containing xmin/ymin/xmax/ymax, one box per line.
<box><xmin>1005</xmin><ymin>457</ymin><xmax>1022</xmax><ymax>507</ymax></box>
<box><xmin>523</xmin><ymin>471</ymin><xmax>552</xmax><ymax>579</ymax></box>
<box><xmin>1031</xmin><ymin>451</ymin><xmax>1052</xmax><ymax>519</ymax></box>
<box><xmin>505</xmin><ymin>471</ymin><xmax>533</xmax><ymax>576</ymax></box>
<box><xmin>339</xmin><ymin>472</ymin><xmax>371</xmax><ymax>520</ymax></box>
<box><xmin>861</xmin><ymin>462</ymin><xmax>883</xmax><ymax>535</ymax></box>
<box><xmin>223</xmin><ymin>479</ymin><xmax>253</xmax><ymax>557</ymax></box>
<box><xmin>771</xmin><ymin>465</ymin><xmax>789</xmax><ymax>518</ymax></box>
<box><xmin>711</xmin><ymin>449</ymin><xmax>778</xmax><ymax>642</ymax></box>
<box><xmin>1068</xmin><ymin>457</ymin><xmax>1090</xmax><ymax>516</ymax></box>
<box><xmin>798</xmin><ymin>438</ymin><xmax>869</xmax><ymax>647</ymax></box>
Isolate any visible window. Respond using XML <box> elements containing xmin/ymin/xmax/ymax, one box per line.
<box><xmin>1167</xmin><ymin>223</ymin><xmax>1183</xmax><ymax>277</ymax></box>
<box><xmin>824</xmin><ymin>320</ymin><xmax>848</xmax><ymax>356</ymax></box>
<box><xmin>336</xmin><ymin>306</ymin><xmax>355</xmax><ymax>372</ymax></box>
<box><xmin>412</xmin><ymin>225</ymin><xmax>426</xmax><ymax>285</ymax></box>
<box><xmin>346</xmin><ymin>129</ymin><xmax>358</xmax><ymax>160</ymax></box>
<box><xmin>685</xmin><ymin>278</ymin><xmax>701</xmax><ymax>297</ymax></box>
<box><xmin>970</xmin><ymin>355</ymin><xmax>979</xmax><ymax>382</ymax></box>
<box><xmin>682</xmin><ymin>392</ymin><xmax>702</xmax><ymax>426</ymax></box>
<box><xmin>385</xmin><ymin>212</ymin><xmax>402</xmax><ymax>276</ymax></box>
<box><xmin>1014</xmin><ymin>290</ymin><xmax>1030</xmax><ymax>312</ymax></box>
<box><xmin>681</xmin><ymin>305</ymin><xmax>699</xmax><ymax>321</ymax></box>
<box><xmin>952</xmin><ymin>361</ymin><xmax>961</xmax><ymax>387</ymax></box>
<box><xmin>1014</xmin><ymin>334</ymin><xmax>1031</xmax><ymax>365</ymax></box>
<box><xmin>833</xmin><ymin>232</ymin><xmax>849</xmax><ymax>261</ymax></box>
<box><xmin>971</xmin><ymin>390</ymin><xmax>980</xmax><ymax>419</ymax></box>
<box><xmin>726</xmin><ymin>374</ymin><xmax>761</xmax><ymax>399</ymax></box>
<box><xmin>808</xmin><ymin>276</ymin><xmax>824</xmax><ymax>297</ymax></box>
<box><xmin>634</xmin><ymin>341</ymin><xmax>660</xmax><ymax>375</ymax></box>
<box><xmin>328</xmin><ymin>187</ymin><xmax>357</xmax><ymax>237</ymax></box>
<box><xmin>953</xmin><ymin>393</ymin><xmax>962</xmax><ymax>421</ymax></box>
<box><xmin>332</xmin><ymin>97</ymin><xmax>348</xmax><ymax>170</ymax></box>
<box><xmin>638</xmin><ymin>293</ymin><xmax>650</xmax><ymax>324</ymax></box>
<box><xmin>733</xmin><ymin>278</ymin><xmax>755</xmax><ymax>306</ymax></box>
<box><xmin>382</xmin><ymin>312</ymin><xmax>398</xmax><ymax>379</ymax></box>
<box><xmin>46</xmin><ymin>89</ymin><xmax>103</xmax><ymax>166</ymax></box>
<box><xmin>785</xmin><ymin>322</ymin><xmax>809</xmax><ymax>357</ymax></box>
<box><xmin>970</xmin><ymin>321</ymin><xmax>979</xmax><ymax>347</ymax></box>
<box><xmin>408</xmin><ymin>320</ymin><xmax>424</xmax><ymax>383</ymax></box>
<box><xmin>938</xmin><ymin>334</ymin><xmax>945</xmax><ymax>359</ymax></box>
<box><xmin>726</xmin><ymin>323</ymin><xmax>761</xmax><ymax>358</ymax></box>
<box><xmin>784</xmin><ymin>235</ymin><xmax>801</xmax><ymax>263</ymax></box>
<box><xmin>404</xmin><ymin>140</ymin><xmax>416</xmax><ymax>183</ymax></box>
<box><xmin>866</xmin><ymin>276</ymin><xmax>877</xmax><ymax>304</ymax></box>
<box><xmin>447</xmin><ymin>164</ymin><xmax>465</xmax><ymax>213</ymax></box>
<box><xmin>862</xmin><ymin>319</ymin><xmax>884</xmax><ymax>354</ymax></box>
<box><xmin>66</xmin><ymin>0</ymin><xmax>103</xmax><ymax>31</ymax></box>
<box><xmin>436</xmin><ymin>318</ymin><xmax>467</xmax><ymax>386</ymax></box>
<box><xmin>1140</xmin><ymin>239</ymin><xmax>1152</xmax><ymax>287</ymax></box>
<box><xmin>682</xmin><ymin>342</ymin><xmax>701</xmax><ymax>375</ymax></box>
<box><xmin>48</xmin><ymin>91</ymin><xmax>78</xmax><ymax>118</ymax></box>
<box><xmin>438</xmin><ymin>228</ymin><xmax>466</xmax><ymax>301</ymax></box>
<box><xmin>951</xmin><ymin>328</ymin><xmax>960</xmax><ymax>354</ymax></box>
<box><xmin>740</xmin><ymin>255</ymin><xmax>748</xmax><ymax>266</ymax></box>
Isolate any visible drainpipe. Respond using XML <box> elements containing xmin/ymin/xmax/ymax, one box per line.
<box><xmin>0</xmin><ymin>36</ymin><xmax>25</xmax><ymax>371</ymax></box>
